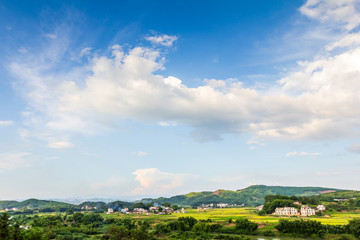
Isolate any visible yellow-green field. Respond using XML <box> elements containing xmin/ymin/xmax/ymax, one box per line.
<box><xmin>102</xmin><ymin>207</ymin><xmax>360</xmax><ymax>226</ymax></box>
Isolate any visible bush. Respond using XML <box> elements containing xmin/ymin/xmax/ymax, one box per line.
<box><xmin>235</xmin><ymin>218</ymin><xmax>258</xmax><ymax>233</ymax></box>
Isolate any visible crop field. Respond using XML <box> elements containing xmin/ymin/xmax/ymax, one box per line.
<box><xmin>102</xmin><ymin>207</ymin><xmax>360</xmax><ymax>226</ymax></box>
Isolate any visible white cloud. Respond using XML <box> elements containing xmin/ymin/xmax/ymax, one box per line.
<box><xmin>158</xmin><ymin>121</ymin><xmax>177</xmax><ymax>127</ymax></box>
<box><xmin>44</xmin><ymin>33</ymin><xmax>57</xmax><ymax>39</ymax></box>
<box><xmin>299</xmin><ymin>0</ymin><xmax>360</xmax><ymax>31</ymax></box>
<box><xmin>132</xmin><ymin>168</ymin><xmax>197</xmax><ymax>195</ymax></box>
<box><xmin>80</xmin><ymin>47</ymin><xmax>92</xmax><ymax>57</ymax></box>
<box><xmin>8</xmin><ymin>0</ymin><xmax>360</xmax><ymax>144</ymax></box>
<box><xmin>47</xmin><ymin>141</ymin><xmax>74</xmax><ymax>149</ymax></box>
<box><xmin>18</xmin><ymin>47</ymin><xmax>28</xmax><ymax>54</ymax></box>
<box><xmin>0</xmin><ymin>152</ymin><xmax>34</xmax><ymax>171</ymax></box>
<box><xmin>145</xmin><ymin>34</ymin><xmax>178</xmax><ymax>47</ymax></box>
<box><xmin>0</xmin><ymin>121</ymin><xmax>13</xmax><ymax>126</ymax></box>
<box><xmin>247</xmin><ymin>140</ymin><xmax>265</xmax><ymax>146</ymax></box>
<box><xmin>286</xmin><ymin>151</ymin><xmax>322</xmax><ymax>157</ymax></box>
<box><xmin>131</xmin><ymin>151</ymin><xmax>147</xmax><ymax>157</ymax></box>
<box><xmin>347</xmin><ymin>143</ymin><xmax>360</xmax><ymax>153</ymax></box>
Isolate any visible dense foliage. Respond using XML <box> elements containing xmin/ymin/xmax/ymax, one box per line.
<box><xmin>275</xmin><ymin>218</ymin><xmax>360</xmax><ymax>238</ymax></box>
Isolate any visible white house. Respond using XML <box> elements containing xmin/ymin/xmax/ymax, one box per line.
<box><xmin>107</xmin><ymin>208</ymin><xmax>114</xmax><ymax>214</ymax></box>
<box><xmin>300</xmin><ymin>205</ymin><xmax>316</xmax><ymax>216</ymax></box>
<box><xmin>274</xmin><ymin>207</ymin><xmax>299</xmax><ymax>216</ymax></box>
<box><xmin>317</xmin><ymin>205</ymin><xmax>326</xmax><ymax>211</ymax></box>
<box><xmin>256</xmin><ymin>205</ymin><xmax>264</xmax><ymax>211</ymax></box>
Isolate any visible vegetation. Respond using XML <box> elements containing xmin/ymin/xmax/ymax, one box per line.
<box><xmin>1</xmin><ymin>206</ymin><xmax>360</xmax><ymax>239</ymax></box>
<box><xmin>260</xmin><ymin>194</ymin><xmax>320</xmax><ymax>214</ymax></box>
<box><xmin>142</xmin><ymin>185</ymin><xmax>343</xmax><ymax>207</ymax></box>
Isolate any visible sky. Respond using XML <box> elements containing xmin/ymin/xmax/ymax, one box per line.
<box><xmin>0</xmin><ymin>0</ymin><xmax>360</xmax><ymax>201</ymax></box>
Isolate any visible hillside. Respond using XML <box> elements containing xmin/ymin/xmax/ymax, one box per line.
<box><xmin>142</xmin><ymin>185</ymin><xmax>345</xmax><ymax>206</ymax></box>
<box><xmin>0</xmin><ymin>198</ymin><xmax>74</xmax><ymax>209</ymax></box>
<box><xmin>0</xmin><ymin>185</ymin><xmax>347</xmax><ymax>210</ymax></box>
<box><xmin>311</xmin><ymin>190</ymin><xmax>360</xmax><ymax>201</ymax></box>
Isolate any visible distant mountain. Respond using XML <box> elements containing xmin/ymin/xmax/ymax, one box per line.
<box><xmin>0</xmin><ymin>198</ymin><xmax>74</xmax><ymax>209</ymax></box>
<box><xmin>0</xmin><ymin>198</ymin><xmax>134</xmax><ymax>211</ymax></box>
<box><xmin>0</xmin><ymin>185</ymin><xmax>347</xmax><ymax>210</ymax></box>
<box><xmin>141</xmin><ymin>185</ymin><xmax>345</xmax><ymax>206</ymax></box>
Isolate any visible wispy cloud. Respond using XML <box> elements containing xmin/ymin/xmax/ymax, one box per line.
<box><xmin>43</xmin><ymin>33</ymin><xmax>57</xmax><ymax>39</ymax></box>
<box><xmin>131</xmin><ymin>151</ymin><xmax>147</xmax><ymax>157</ymax></box>
<box><xmin>145</xmin><ymin>34</ymin><xmax>178</xmax><ymax>47</ymax></box>
<box><xmin>300</xmin><ymin>0</ymin><xmax>360</xmax><ymax>31</ymax></box>
<box><xmin>347</xmin><ymin>143</ymin><xmax>360</xmax><ymax>153</ymax></box>
<box><xmin>80</xmin><ymin>47</ymin><xmax>92</xmax><ymax>57</ymax></box>
<box><xmin>47</xmin><ymin>141</ymin><xmax>74</xmax><ymax>149</ymax></box>
<box><xmin>158</xmin><ymin>121</ymin><xmax>177</xmax><ymax>127</ymax></box>
<box><xmin>286</xmin><ymin>152</ymin><xmax>322</xmax><ymax>157</ymax></box>
<box><xmin>0</xmin><ymin>152</ymin><xmax>34</xmax><ymax>171</ymax></box>
<box><xmin>0</xmin><ymin>121</ymin><xmax>13</xmax><ymax>126</ymax></box>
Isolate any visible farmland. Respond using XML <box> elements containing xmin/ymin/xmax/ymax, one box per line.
<box><xmin>102</xmin><ymin>207</ymin><xmax>360</xmax><ymax>226</ymax></box>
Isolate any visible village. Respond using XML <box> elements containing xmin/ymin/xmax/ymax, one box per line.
<box><xmin>256</xmin><ymin>201</ymin><xmax>327</xmax><ymax>217</ymax></box>
<box><xmin>105</xmin><ymin>205</ymin><xmax>186</xmax><ymax>215</ymax></box>
<box><xmin>105</xmin><ymin>202</ymin><xmax>244</xmax><ymax>215</ymax></box>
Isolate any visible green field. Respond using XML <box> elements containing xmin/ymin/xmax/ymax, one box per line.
<box><xmin>101</xmin><ymin>207</ymin><xmax>360</xmax><ymax>227</ymax></box>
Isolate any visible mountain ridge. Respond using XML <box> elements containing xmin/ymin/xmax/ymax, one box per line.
<box><xmin>141</xmin><ymin>185</ymin><xmax>346</xmax><ymax>206</ymax></box>
<box><xmin>0</xmin><ymin>185</ymin><xmax>347</xmax><ymax>209</ymax></box>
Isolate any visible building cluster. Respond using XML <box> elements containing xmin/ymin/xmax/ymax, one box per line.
<box><xmin>198</xmin><ymin>203</ymin><xmax>243</xmax><ymax>211</ymax></box>
<box><xmin>81</xmin><ymin>205</ymin><xmax>96</xmax><ymax>210</ymax></box>
<box><xmin>256</xmin><ymin>202</ymin><xmax>326</xmax><ymax>217</ymax></box>
<box><xmin>106</xmin><ymin>206</ymin><xmax>185</xmax><ymax>215</ymax></box>
<box><xmin>334</xmin><ymin>198</ymin><xmax>356</xmax><ymax>202</ymax></box>
<box><xmin>273</xmin><ymin>204</ymin><xmax>326</xmax><ymax>216</ymax></box>
<box><xmin>4</xmin><ymin>207</ymin><xmax>19</xmax><ymax>212</ymax></box>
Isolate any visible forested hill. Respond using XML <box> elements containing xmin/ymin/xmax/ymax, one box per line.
<box><xmin>0</xmin><ymin>198</ymin><xmax>74</xmax><ymax>209</ymax></box>
<box><xmin>141</xmin><ymin>185</ymin><xmax>345</xmax><ymax>206</ymax></box>
<box><xmin>0</xmin><ymin>185</ymin><xmax>346</xmax><ymax>210</ymax></box>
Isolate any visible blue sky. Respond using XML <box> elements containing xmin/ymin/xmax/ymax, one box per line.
<box><xmin>1</xmin><ymin>0</ymin><xmax>360</xmax><ymax>200</ymax></box>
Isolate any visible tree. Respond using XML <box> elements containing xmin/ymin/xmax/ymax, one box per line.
<box><xmin>235</xmin><ymin>218</ymin><xmax>258</xmax><ymax>233</ymax></box>
<box><xmin>348</xmin><ymin>218</ymin><xmax>360</xmax><ymax>238</ymax></box>
<box><xmin>65</xmin><ymin>209</ymin><xmax>74</xmax><ymax>215</ymax></box>
<box><xmin>171</xmin><ymin>204</ymin><xmax>179</xmax><ymax>211</ymax></box>
<box><xmin>103</xmin><ymin>225</ymin><xmax>129</xmax><ymax>240</ymax></box>
<box><xmin>162</xmin><ymin>202</ymin><xmax>171</xmax><ymax>207</ymax></box>
<box><xmin>11</xmin><ymin>223</ymin><xmax>23</xmax><ymax>240</ymax></box>
<box><xmin>0</xmin><ymin>212</ymin><xmax>11</xmax><ymax>239</ymax></box>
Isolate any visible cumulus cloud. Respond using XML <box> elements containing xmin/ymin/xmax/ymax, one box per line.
<box><xmin>8</xmin><ymin>0</ymin><xmax>360</xmax><ymax>143</ymax></box>
<box><xmin>0</xmin><ymin>121</ymin><xmax>13</xmax><ymax>126</ymax></box>
<box><xmin>145</xmin><ymin>34</ymin><xmax>178</xmax><ymax>46</ymax></box>
<box><xmin>47</xmin><ymin>141</ymin><xmax>74</xmax><ymax>149</ymax></box>
<box><xmin>286</xmin><ymin>151</ymin><xmax>322</xmax><ymax>157</ymax></box>
<box><xmin>132</xmin><ymin>168</ymin><xmax>197</xmax><ymax>195</ymax></box>
<box><xmin>0</xmin><ymin>152</ymin><xmax>34</xmax><ymax>171</ymax></box>
<box><xmin>347</xmin><ymin>143</ymin><xmax>360</xmax><ymax>153</ymax></box>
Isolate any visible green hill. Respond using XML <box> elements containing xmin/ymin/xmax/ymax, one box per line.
<box><xmin>0</xmin><ymin>185</ymin><xmax>348</xmax><ymax>211</ymax></box>
<box><xmin>142</xmin><ymin>185</ymin><xmax>345</xmax><ymax>206</ymax></box>
<box><xmin>0</xmin><ymin>198</ymin><xmax>74</xmax><ymax>210</ymax></box>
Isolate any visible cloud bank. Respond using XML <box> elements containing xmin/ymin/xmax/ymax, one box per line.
<box><xmin>8</xmin><ymin>0</ymin><xmax>360</xmax><ymax>144</ymax></box>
